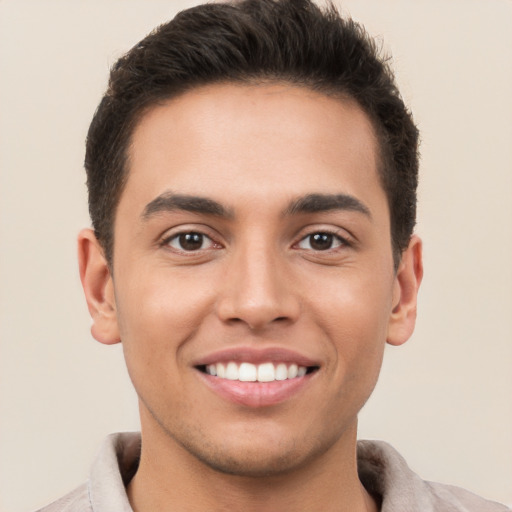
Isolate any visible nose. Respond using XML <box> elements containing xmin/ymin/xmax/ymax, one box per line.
<box><xmin>215</xmin><ymin>242</ymin><xmax>300</xmax><ymax>331</ymax></box>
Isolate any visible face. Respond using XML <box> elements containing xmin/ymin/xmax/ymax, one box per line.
<box><xmin>81</xmin><ymin>83</ymin><xmax>421</xmax><ymax>477</ymax></box>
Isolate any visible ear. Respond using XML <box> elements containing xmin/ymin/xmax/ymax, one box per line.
<box><xmin>77</xmin><ymin>228</ymin><xmax>120</xmax><ymax>345</ymax></box>
<box><xmin>386</xmin><ymin>235</ymin><xmax>423</xmax><ymax>346</ymax></box>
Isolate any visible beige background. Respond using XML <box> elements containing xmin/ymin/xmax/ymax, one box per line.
<box><xmin>1</xmin><ymin>1</ymin><xmax>511</xmax><ymax>510</ymax></box>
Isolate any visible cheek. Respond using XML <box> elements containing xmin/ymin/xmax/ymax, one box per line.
<box><xmin>114</xmin><ymin>269</ymin><xmax>217</xmax><ymax>415</ymax></box>
<box><xmin>308</xmin><ymin>267</ymin><xmax>394</xmax><ymax>374</ymax></box>
<box><xmin>114</xmin><ymin>267</ymin><xmax>215</xmax><ymax>365</ymax></box>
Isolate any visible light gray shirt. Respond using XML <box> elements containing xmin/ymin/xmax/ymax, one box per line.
<box><xmin>36</xmin><ymin>432</ymin><xmax>510</xmax><ymax>511</ymax></box>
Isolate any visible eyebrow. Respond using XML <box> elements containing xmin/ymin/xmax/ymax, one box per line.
<box><xmin>142</xmin><ymin>192</ymin><xmax>233</xmax><ymax>220</ymax></box>
<box><xmin>141</xmin><ymin>191</ymin><xmax>371</xmax><ymax>222</ymax></box>
<box><xmin>284</xmin><ymin>193</ymin><xmax>371</xmax><ymax>218</ymax></box>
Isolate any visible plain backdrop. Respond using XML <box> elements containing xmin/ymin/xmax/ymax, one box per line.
<box><xmin>1</xmin><ymin>1</ymin><xmax>511</xmax><ymax>510</ymax></box>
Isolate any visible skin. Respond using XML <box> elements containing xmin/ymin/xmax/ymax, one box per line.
<box><xmin>79</xmin><ymin>83</ymin><xmax>422</xmax><ymax>511</ymax></box>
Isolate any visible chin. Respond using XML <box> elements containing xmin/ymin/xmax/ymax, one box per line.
<box><xmin>189</xmin><ymin>444</ymin><xmax>314</xmax><ymax>478</ymax></box>
<box><xmin>174</xmin><ymin>424</ymin><xmax>338</xmax><ymax>479</ymax></box>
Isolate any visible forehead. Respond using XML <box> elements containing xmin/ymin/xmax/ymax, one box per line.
<box><xmin>122</xmin><ymin>82</ymin><xmax>384</xmax><ymax>216</ymax></box>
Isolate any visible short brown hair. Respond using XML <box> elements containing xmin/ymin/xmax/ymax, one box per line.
<box><xmin>85</xmin><ymin>0</ymin><xmax>419</xmax><ymax>268</ymax></box>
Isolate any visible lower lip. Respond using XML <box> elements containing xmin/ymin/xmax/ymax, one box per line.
<box><xmin>197</xmin><ymin>371</ymin><xmax>314</xmax><ymax>408</ymax></box>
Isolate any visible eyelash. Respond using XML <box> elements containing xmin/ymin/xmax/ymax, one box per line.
<box><xmin>295</xmin><ymin>231</ymin><xmax>350</xmax><ymax>251</ymax></box>
<box><xmin>161</xmin><ymin>228</ymin><xmax>351</xmax><ymax>254</ymax></box>
<box><xmin>162</xmin><ymin>231</ymin><xmax>219</xmax><ymax>252</ymax></box>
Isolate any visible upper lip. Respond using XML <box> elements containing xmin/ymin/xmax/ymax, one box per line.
<box><xmin>192</xmin><ymin>347</ymin><xmax>321</xmax><ymax>368</ymax></box>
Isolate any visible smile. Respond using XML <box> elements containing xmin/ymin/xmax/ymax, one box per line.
<box><xmin>203</xmin><ymin>361</ymin><xmax>309</xmax><ymax>382</ymax></box>
<box><xmin>194</xmin><ymin>348</ymin><xmax>320</xmax><ymax>407</ymax></box>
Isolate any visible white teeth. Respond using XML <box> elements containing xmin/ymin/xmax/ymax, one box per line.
<box><xmin>257</xmin><ymin>362</ymin><xmax>275</xmax><ymax>382</ymax></box>
<box><xmin>239</xmin><ymin>362</ymin><xmax>257</xmax><ymax>382</ymax></box>
<box><xmin>288</xmin><ymin>363</ymin><xmax>298</xmax><ymax>379</ymax></box>
<box><xmin>216</xmin><ymin>363</ymin><xmax>226</xmax><ymax>378</ymax></box>
<box><xmin>225</xmin><ymin>362</ymin><xmax>239</xmax><ymax>380</ymax></box>
<box><xmin>275</xmin><ymin>363</ymin><xmax>288</xmax><ymax>381</ymax></box>
<box><xmin>204</xmin><ymin>361</ymin><xmax>310</xmax><ymax>381</ymax></box>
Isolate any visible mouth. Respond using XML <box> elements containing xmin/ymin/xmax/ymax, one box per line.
<box><xmin>196</xmin><ymin>361</ymin><xmax>319</xmax><ymax>382</ymax></box>
<box><xmin>193</xmin><ymin>349</ymin><xmax>320</xmax><ymax>407</ymax></box>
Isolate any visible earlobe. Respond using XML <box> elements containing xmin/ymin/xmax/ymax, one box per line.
<box><xmin>386</xmin><ymin>235</ymin><xmax>423</xmax><ymax>346</ymax></box>
<box><xmin>78</xmin><ymin>229</ymin><xmax>121</xmax><ymax>345</ymax></box>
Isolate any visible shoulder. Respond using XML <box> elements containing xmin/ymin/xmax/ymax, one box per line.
<box><xmin>357</xmin><ymin>440</ymin><xmax>510</xmax><ymax>512</ymax></box>
<box><xmin>33</xmin><ymin>432</ymin><xmax>140</xmax><ymax>512</ymax></box>
<box><xmin>426</xmin><ymin>481</ymin><xmax>511</xmax><ymax>512</ymax></box>
<box><xmin>33</xmin><ymin>484</ymin><xmax>91</xmax><ymax>512</ymax></box>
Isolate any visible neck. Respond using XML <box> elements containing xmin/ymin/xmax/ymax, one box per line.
<box><xmin>127</xmin><ymin>413</ymin><xmax>378</xmax><ymax>512</ymax></box>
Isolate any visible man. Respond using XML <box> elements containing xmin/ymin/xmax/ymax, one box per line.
<box><xmin>37</xmin><ymin>0</ymin><xmax>509</xmax><ymax>510</ymax></box>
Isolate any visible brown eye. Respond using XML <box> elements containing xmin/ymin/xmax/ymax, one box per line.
<box><xmin>297</xmin><ymin>232</ymin><xmax>344</xmax><ymax>251</ymax></box>
<box><xmin>167</xmin><ymin>232</ymin><xmax>213</xmax><ymax>251</ymax></box>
